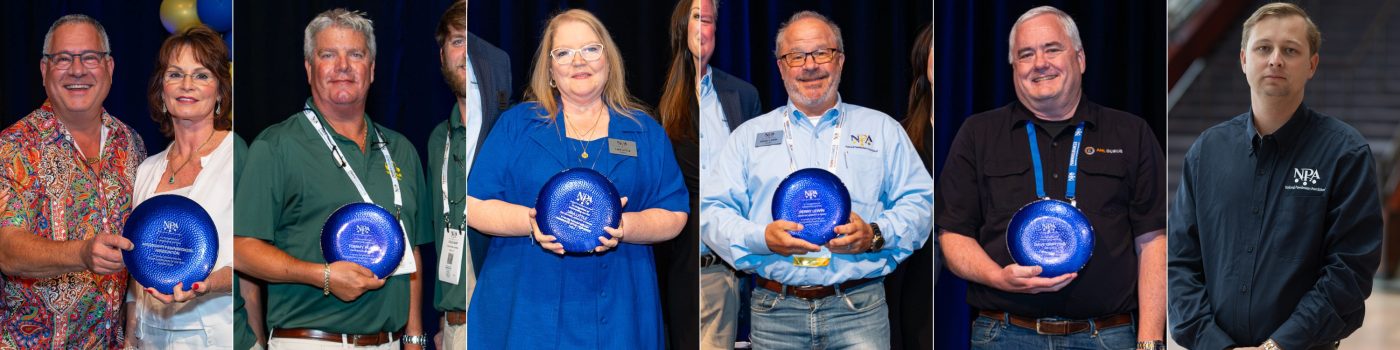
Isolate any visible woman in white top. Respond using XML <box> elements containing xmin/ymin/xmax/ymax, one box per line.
<box><xmin>124</xmin><ymin>25</ymin><xmax>246</xmax><ymax>349</ymax></box>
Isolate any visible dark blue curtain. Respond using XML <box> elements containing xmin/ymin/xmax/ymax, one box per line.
<box><xmin>933</xmin><ymin>1</ymin><xmax>1166</xmax><ymax>349</ymax></box>
<box><xmin>233</xmin><ymin>0</ymin><xmax>461</xmax><ymax>342</ymax></box>
<box><xmin>713</xmin><ymin>0</ymin><xmax>932</xmax><ymax>121</ymax></box>
<box><xmin>0</xmin><ymin>0</ymin><xmax>180</xmax><ymax>154</ymax></box>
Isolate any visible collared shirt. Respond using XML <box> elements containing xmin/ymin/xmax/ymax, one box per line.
<box><xmin>1169</xmin><ymin>104</ymin><xmax>1381</xmax><ymax>350</ymax></box>
<box><xmin>427</xmin><ymin>104</ymin><xmax>471</xmax><ymax>312</ymax></box>
<box><xmin>235</xmin><ymin>98</ymin><xmax>430</xmax><ymax>334</ymax></box>
<box><xmin>131</xmin><ymin>134</ymin><xmax>240</xmax><ymax>347</ymax></box>
<box><xmin>936</xmin><ymin>99</ymin><xmax>1165</xmax><ymax>319</ymax></box>
<box><xmin>701</xmin><ymin>96</ymin><xmax>934</xmax><ymax>286</ymax></box>
<box><xmin>698</xmin><ymin>65</ymin><xmax>729</xmax><ymax>256</ymax></box>
<box><xmin>0</xmin><ymin>102</ymin><xmax>146</xmax><ymax>349</ymax></box>
<box><xmin>464</xmin><ymin>54</ymin><xmax>483</xmax><ymax>172</ymax></box>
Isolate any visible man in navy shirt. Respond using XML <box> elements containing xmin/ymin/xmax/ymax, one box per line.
<box><xmin>1168</xmin><ymin>3</ymin><xmax>1382</xmax><ymax>350</ymax></box>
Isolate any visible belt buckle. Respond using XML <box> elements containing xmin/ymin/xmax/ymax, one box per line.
<box><xmin>1035</xmin><ymin>319</ymin><xmax>1046</xmax><ymax>335</ymax></box>
<box><xmin>1034</xmin><ymin>319</ymin><xmax>1062</xmax><ymax>335</ymax></box>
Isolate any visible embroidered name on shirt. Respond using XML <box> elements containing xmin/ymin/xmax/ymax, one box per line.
<box><xmin>1284</xmin><ymin>167</ymin><xmax>1326</xmax><ymax>192</ymax></box>
<box><xmin>1083</xmin><ymin>146</ymin><xmax>1123</xmax><ymax>155</ymax></box>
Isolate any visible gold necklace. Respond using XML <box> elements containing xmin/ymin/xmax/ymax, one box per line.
<box><xmin>566</xmin><ymin>108</ymin><xmax>604</xmax><ymax>159</ymax></box>
<box><xmin>168</xmin><ymin>130</ymin><xmax>217</xmax><ymax>184</ymax></box>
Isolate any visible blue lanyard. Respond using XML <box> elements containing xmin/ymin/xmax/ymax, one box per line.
<box><xmin>1025</xmin><ymin>121</ymin><xmax>1085</xmax><ymax>203</ymax></box>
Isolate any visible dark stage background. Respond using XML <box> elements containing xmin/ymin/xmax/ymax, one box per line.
<box><xmin>934</xmin><ymin>1</ymin><xmax>1167</xmax><ymax>349</ymax></box>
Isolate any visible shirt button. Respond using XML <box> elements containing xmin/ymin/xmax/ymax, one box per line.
<box><xmin>1246</xmin><ymin>246</ymin><xmax>1254</xmax><ymax>253</ymax></box>
<box><xmin>1240</xmin><ymin>285</ymin><xmax>1248</xmax><ymax>293</ymax></box>
<box><xmin>1251</xmin><ymin>207</ymin><xmax>1259</xmax><ymax>214</ymax></box>
<box><xmin>1052</xmin><ymin>173</ymin><xmax>1060</xmax><ymax>179</ymax></box>
<box><xmin>1052</xmin><ymin>142</ymin><xmax>1059</xmax><ymax>148</ymax></box>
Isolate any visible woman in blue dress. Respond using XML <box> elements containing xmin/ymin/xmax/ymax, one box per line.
<box><xmin>465</xmin><ymin>9</ymin><xmax>689</xmax><ymax>349</ymax></box>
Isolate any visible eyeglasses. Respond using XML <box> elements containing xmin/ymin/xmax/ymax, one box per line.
<box><xmin>43</xmin><ymin>50</ymin><xmax>110</xmax><ymax>70</ymax></box>
<box><xmin>550</xmin><ymin>43</ymin><xmax>604</xmax><ymax>65</ymax></box>
<box><xmin>163</xmin><ymin>70</ymin><xmax>216</xmax><ymax>86</ymax></box>
<box><xmin>779</xmin><ymin>48</ymin><xmax>841</xmax><ymax>67</ymax></box>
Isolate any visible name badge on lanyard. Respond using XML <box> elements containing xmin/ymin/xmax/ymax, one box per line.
<box><xmin>438</xmin><ymin>136</ymin><xmax>466</xmax><ymax>284</ymax></box>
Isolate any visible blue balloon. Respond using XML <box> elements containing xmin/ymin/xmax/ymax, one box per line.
<box><xmin>197</xmin><ymin>0</ymin><xmax>232</xmax><ymax>32</ymax></box>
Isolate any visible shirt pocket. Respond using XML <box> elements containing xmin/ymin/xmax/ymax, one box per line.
<box><xmin>1076</xmin><ymin>160</ymin><xmax>1129</xmax><ymax>216</ymax></box>
<box><xmin>982</xmin><ymin>160</ymin><xmax>1032</xmax><ymax>212</ymax></box>
<box><xmin>842</xmin><ymin>151</ymin><xmax>885</xmax><ymax>209</ymax></box>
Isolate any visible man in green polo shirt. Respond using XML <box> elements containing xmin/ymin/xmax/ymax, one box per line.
<box><xmin>233</xmin><ymin>8</ymin><xmax>430</xmax><ymax>350</ymax></box>
<box><xmin>425</xmin><ymin>1</ymin><xmax>488</xmax><ymax>349</ymax></box>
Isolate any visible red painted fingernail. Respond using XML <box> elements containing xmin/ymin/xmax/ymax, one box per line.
<box><xmin>145</xmin><ymin>288</ymin><xmax>153</xmax><ymax>294</ymax></box>
<box><xmin>192</xmin><ymin>283</ymin><xmax>201</xmax><ymax>290</ymax></box>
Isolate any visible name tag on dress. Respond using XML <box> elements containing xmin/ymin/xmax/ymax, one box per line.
<box><xmin>756</xmin><ymin>131</ymin><xmax>783</xmax><ymax>147</ymax></box>
<box><xmin>608</xmin><ymin>139</ymin><xmax>637</xmax><ymax>157</ymax></box>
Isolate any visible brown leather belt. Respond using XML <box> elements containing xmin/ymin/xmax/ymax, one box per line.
<box><xmin>445</xmin><ymin>311</ymin><xmax>466</xmax><ymax>325</ymax></box>
<box><xmin>755</xmin><ymin>276</ymin><xmax>877</xmax><ymax>300</ymax></box>
<box><xmin>978</xmin><ymin>310</ymin><xmax>1133</xmax><ymax>335</ymax></box>
<box><xmin>272</xmin><ymin>328</ymin><xmax>398</xmax><ymax>346</ymax></box>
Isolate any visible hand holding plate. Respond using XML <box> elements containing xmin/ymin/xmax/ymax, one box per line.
<box><xmin>85</xmin><ymin>234</ymin><xmax>133</xmax><ymax>275</ymax></box>
<box><xmin>993</xmin><ymin>264</ymin><xmax>1077</xmax><ymax>294</ymax></box>
<box><xmin>764</xmin><ymin>220</ymin><xmax>821</xmax><ymax>256</ymax></box>
<box><xmin>596</xmin><ymin>197</ymin><xmax>629</xmax><ymax>253</ymax></box>
<box><xmin>827</xmin><ymin>212</ymin><xmax>872</xmax><ymax>254</ymax></box>
<box><xmin>529</xmin><ymin>208</ymin><xmax>565</xmax><ymax>255</ymax></box>
<box><xmin>327</xmin><ymin>260</ymin><xmax>386</xmax><ymax>301</ymax></box>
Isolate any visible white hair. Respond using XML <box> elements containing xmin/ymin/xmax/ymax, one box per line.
<box><xmin>43</xmin><ymin>14</ymin><xmax>111</xmax><ymax>55</ymax></box>
<box><xmin>304</xmin><ymin>8</ymin><xmax>377</xmax><ymax>61</ymax></box>
<box><xmin>773</xmin><ymin>10</ymin><xmax>844</xmax><ymax>58</ymax></box>
<box><xmin>1007</xmin><ymin>6</ymin><xmax>1083</xmax><ymax>64</ymax></box>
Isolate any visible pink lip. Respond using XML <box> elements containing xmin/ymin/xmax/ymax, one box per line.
<box><xmin>174</xmin><ymin>95</ymin><xmax>200</xmax><ymax>103</ymax></box>
<box><xmin>571</xmin><ymin>72</ymin><xmax>592</xmax><ymax>79</ymax></box>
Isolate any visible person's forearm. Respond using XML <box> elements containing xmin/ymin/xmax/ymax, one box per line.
<box><xmin>620</xmin><ymin>209</ymin><xmax>687</xmax><ymax>244</ymax></box>
<box><xmin>1137</xmin><ymin>230</ymin><xmax>1167</xmax><ymax>341</ymax></box>
<box><xmin>205</xmin><ymin>266</ymin><xmax>234</xmax><ymax>294</ymax></box>
<box><xmin>407</xmin><ymin>247</ymin><xmax>424</xmax><ymax>336</ymax></box>
<box><xmin>233</xmin><ymin>236</ymin><xmax>319</xmax><ymax>286</ymax></box>
<box><xmin>465</xmin><ymin>197</ymin><xmax>531</xmax><ymax>237</ymax></box>
<box><xmin>0</xmin><ymin>226</ymin><xmax>87</xmax><ymax>278</ymax></box>
<box><xmin>239</xmin><ymin>275</ymin><xmax>267</xmax><ymax>345</ymax></box>
<box><xmin>939</xmin><ymin>231</ymin><xmax>1001</xmax><ymax>286</ymax></box>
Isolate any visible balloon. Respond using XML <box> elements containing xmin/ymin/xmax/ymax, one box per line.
<box><xmin>159</xmin><ymin>0</ymin><xmax>202</xmax><ymax>34</ymax></box>
<box><xmin>197</xmin><ymin>0</ymin><xmax>232</xmax><ymax>33</ymax></box>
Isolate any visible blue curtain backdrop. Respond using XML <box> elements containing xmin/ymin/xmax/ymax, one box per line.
<box><xmin>0</xmin><ymin>0</ymin><xmax>187</xmax><ymax>154</ymax></box>
<box><xmin>933</xmin><ymin>1</ymin><xmax>1166</xmax><ymax>349</ymax></box>
<box><xmin>233</xmin><ymin>0</ymin><xmax>461</xmax><ymax>343</ymax></box>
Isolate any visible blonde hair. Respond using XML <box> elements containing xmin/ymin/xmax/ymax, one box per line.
<box><xmin>524</xmin><ymin>9</ymin><xmax>646</xmax><ymax>121</ymax></box>
<box><xmin>1241</xmin><ymin>2</ymin><xmax>1321</xmax><ymax>55</ymax></box>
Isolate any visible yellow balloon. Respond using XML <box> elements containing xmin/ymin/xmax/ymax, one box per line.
<box><xmin>159</xmin><ymin>0</ymin><xmax>202</xmax><ymax>34</ymax></box>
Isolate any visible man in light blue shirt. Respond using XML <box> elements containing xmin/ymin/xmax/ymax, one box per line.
<box><xmin>701</xmin><ymin>10</ymin><xmax>933</xmax><ymax>348</ymax></box>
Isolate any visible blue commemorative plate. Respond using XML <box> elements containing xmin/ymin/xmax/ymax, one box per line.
<box><xmin>771</xmin><ymin>168</ymin><xmax>851</xmax><ymax>245</ymax></box>
<box><xmin>535</xmin><ymin>168</ymin><xmax>622</xmax><ymax>253</ymax></box>
<box><xmin>122</xmin><ymin>194</ymin><xmax>218</xmax><ymax>295</ymax></box>
<box><xmin>1006</xmin><ymin>199</ymin><xmax>1094</xmax><ymax>277</ymax></box>
<box><xmin>321</xmin><ymin>202</ymin><xmax>405</xmax><ymax>278</ymax></box>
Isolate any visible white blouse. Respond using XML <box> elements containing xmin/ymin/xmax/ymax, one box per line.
<box><xmin>130</xmin><ymin>134</ymin><xmax>235</xmax><ymax>347</ymax></box>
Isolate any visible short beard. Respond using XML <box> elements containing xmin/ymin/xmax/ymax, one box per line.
<box><xmin>785</xmin><ymin>74</ymin><xmax>841</xmax><ymax>110</ymax></box>
<box><xmin>443</xmin><ymin>62</ymin><xmax>467</xmax><ymax>98</ymax></box>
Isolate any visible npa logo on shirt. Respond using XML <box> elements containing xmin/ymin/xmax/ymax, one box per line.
<box><xmin>847</xmin><ymin>134</ymin><xmax>877</xmax><ymax>152</ymax></box>
<box><xmin>1284</xmin><ymin>167</ymin><xmax>1326</xmax><ymax>193</ymax></box>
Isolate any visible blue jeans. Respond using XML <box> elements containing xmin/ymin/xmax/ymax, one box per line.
<box><xmin>970</xmin><ymin>314</ymin><xmax>1136</xmax><ymax>350</ymax></box>
<box><xmin>749</xmin><ymin>280</ymin><xmax>890</xmax><ymax>350</ymax></box>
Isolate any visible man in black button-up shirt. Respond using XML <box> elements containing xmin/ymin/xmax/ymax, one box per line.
<box><xmin>937</xmin><ymin>5</ymin><xmax>1167</xmax><ymax>350</ymax></box>
<box><xmin>1168</xmin><ymin>3</ymin><xmax>1382</xmax><ymax>350</ymax></box>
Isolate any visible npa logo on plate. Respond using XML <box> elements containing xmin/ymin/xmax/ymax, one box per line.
<box><xmin>1284</xmin><ymin>167</ymin><xmax>1326</xmax><ymax>193</ymax></box>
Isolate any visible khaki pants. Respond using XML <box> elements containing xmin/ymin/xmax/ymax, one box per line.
<box><xmin>700</xmin><ymin>262</ymin><xmax>739</xmax><ymax>350</ymax></box>
<box><xmin>442</xmin><ymin>317</ymin><xmax>465</xmax><ymax>349</ymax></box>
<box><xmin>267</xmin><ymin>336</ymin><xmax>400</xmax><ymax>350</ymax></box>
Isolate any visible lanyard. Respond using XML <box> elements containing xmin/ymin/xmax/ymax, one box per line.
<box><xmin>442</xmin><ymin>136</ymin><xmax>466</xmax><ymax>230</ymax></box>
<box><xmin>782</xmin><ymin>105</ymin><xmax>843</xmax><ymax>172</ymax></box>
<box><xmin>303</xmin><ymin>103</ymin><xmax>403</xmax><ymax>216</ymax></box>
<box><xmin>1025</xmin><ymin>121</ymin><xmax>1085</xmax><ymax>204</ymax></box>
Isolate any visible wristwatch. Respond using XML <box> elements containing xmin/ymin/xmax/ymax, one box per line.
<box><xmin>1135</xmin><ymin>340</ymin><xmax>1165</xmax><ymax>350</ymax></box>
<box><xmin>402</xmin><ymin>334</ymin><xmax>428</xmax><ymax>346</ymax></box>
<box><xmin>867</xmin><ymin>222</ymin><xmax>885</xmax><ymax>252</ymax></box>
<box><xmin>1261</xmin><ymin>339</ymin><xmax>1283</xmax><ymax>350</ymax></box>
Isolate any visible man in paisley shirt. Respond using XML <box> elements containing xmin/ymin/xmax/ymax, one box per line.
<box><xmin>0</xmin><ymin>14</ymin><xmax>146</xmax><ymax>349</ymax></box>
